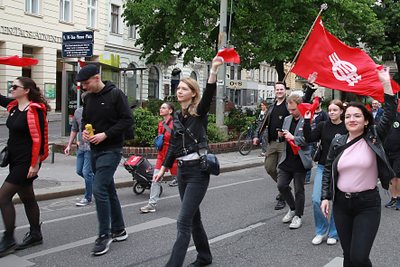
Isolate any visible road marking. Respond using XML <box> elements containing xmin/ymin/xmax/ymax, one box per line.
<box><xmin>0</xmin><ymin>254</ymin><xmax>35</xmax><ymax>267</ymax></box>
<box><xmin>324</xmin><ymin>257</ymin><xmax>343</xmax><ymax>267</ymax></box>
<box><xmin>11</xmin><ymin>178</ymin><xmax>264</xmax><ymax>231</ymax></box>
<box><xmin>188</xmin><ymin>222</ymin><xmax>266</xmax><ymax>252</ymax></box>
<box><xmin>21</xmin><ymin>217</ymin><xmax>175</xmax><ymax>261</ymax></box>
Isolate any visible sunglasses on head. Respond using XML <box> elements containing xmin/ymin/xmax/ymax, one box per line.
<box><xmin>11</xmin><ymin>85</ymin><xmax>24</xmax><ymax>90</ymax></box>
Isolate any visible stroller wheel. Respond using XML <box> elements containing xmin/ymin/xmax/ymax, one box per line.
<box><xmin>133</xmin><ymin>181</ymin><xmax>146</xmax><ymax>195</ymax></box>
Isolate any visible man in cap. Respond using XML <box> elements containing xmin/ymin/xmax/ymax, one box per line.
<box><xmin>77</xmin><ymin>64</ymin><xmax>134</xmax><ymax>256</ymax></box>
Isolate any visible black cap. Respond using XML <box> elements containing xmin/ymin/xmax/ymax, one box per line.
<box><xmin>76</xmin><ymin>64</ymin><xmax>99</xmax><ymax>82</ymax></box>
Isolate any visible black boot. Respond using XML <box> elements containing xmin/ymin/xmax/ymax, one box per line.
<box><xmin>16</xmin><ymin>224</ymin><xmax>43</xmax><ymax>250</ymax></box>
<box><xmin>0</xmin><ymin>232</ymin><xmax>17</xmax><ymax>257</ymax></box>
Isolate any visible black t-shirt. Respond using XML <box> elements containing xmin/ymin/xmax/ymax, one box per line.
<box><xmin>268</xmin><ymin>101</ymin><xmax>289</xmax><ymax>142</ymax></box>
<box><xmin>384</xmin><ymin>112</ymin><xmax>400</xmax><ymax>159</ymax></box>
<box><xmin>279</xmin><ymin>118</ymin><xmax>306</xmax><ymax>173</ymax></box>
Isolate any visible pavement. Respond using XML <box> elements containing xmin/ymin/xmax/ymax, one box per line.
<box><xmin>0</xmin><ymin>110</ymin><xmax>265</xmax><ymax>202</ymax></box>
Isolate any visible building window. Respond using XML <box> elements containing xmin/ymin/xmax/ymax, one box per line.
<box><xmin>60</xmin><ymin>0</ymin><xmax>72</xmax><ymax>22</ymax></box>
<box><xmin>128</xmin><ymin>25</ymin><xmax>136</xmax><ymax>39</ymax></box>
<box><xmin>111</xmin><ymin>4</ymin><xmax>120</xmax><ymax>34</ymax></box>
<box><xmin>25</xmin><ymin>0</ymin><xmax>40</xmax><ymax>15</ymax></box>
<box><xmin>237</xmin><ymin>66</ymin><xmax>242</xmax><ymax>80</ymax></box>
<box><xmin>148</xmin><ymin>66</ymin><xmax>159</xmax><ymax>99</ymax></box>
<box><xmin>87</xmin><ymin>0</ymin><xmax>97</xmax><ymax>28</ymax></box>
<box><xmin>190</xmin><ymin>71</ymin><xmax>197</xmax><ymax>81</ymax></box>
<box><xmin>230</xmin><ymin>66</ymin><xmax>235</xmax><ymax>80</ymax></box>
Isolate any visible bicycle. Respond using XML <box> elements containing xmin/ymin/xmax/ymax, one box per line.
<box><xmin>237</xmin><ymin>121</ymin><xmax>257</xmax><ymax>156</ymax></box>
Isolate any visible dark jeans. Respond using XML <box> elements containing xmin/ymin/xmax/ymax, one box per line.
<box><xmin>277</xmin><ymin>168</ymin><xmax>306</xmax><ymax>217</ymax></box>
<box><xmin>91</xmin><ymin>148</ymin><xmax>125</xmax><ymax>236</ymax></box>
<box><xmin>165</xmin><ymin>161</ymin><xmax>212</xmax><ymax>267</ymax></box>
<box><xmin>333</xmin><ymin>189</ymin><xmax>381</xmax><ymax>267</ymax></box>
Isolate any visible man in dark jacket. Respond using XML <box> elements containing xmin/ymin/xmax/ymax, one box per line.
<box><xmin>78</xmin><ymin>64</ymin><xmax>133</xmax><ymax>256</ymax></box>
<box><xmin>253</xmin><ymin>80</ymin><xmax>316</xmax><ymax>210</ymax></box>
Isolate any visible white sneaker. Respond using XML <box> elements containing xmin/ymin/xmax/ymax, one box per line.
<box><xmin>327</xmin><ymin>237</ymin><xmax>338</xmax><ymax>245</ymax></box>
<box><xmin>139</xmin><ymin>204</ymin><xmax>156</xmax><ymax>213</ymax></box>
<box><xmin>312</xmin><ymin>234</ymin><xmax>327</xmax><ymax>245</ymax></box>
<box><xmin>76</xmin><ymin>198</ymin><xmax>91</xmax><ymax>207</ymax></box>
<box><xmin>289</xmin><ymin>216</ymin><xmax>302</xmax><ymax>229</ymax></box>
<box><xmin>282</xmin><ymin>209</ymin><xmax>296</xmax><ymax>223</ymax></box>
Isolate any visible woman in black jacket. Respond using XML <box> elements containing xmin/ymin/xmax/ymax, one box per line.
<box><xmin>154</xmin><ymin>55</ymin><xmax>223</xmax><ymax>267</ymax></box>
<box><xmin>321</xmin><ymin>67</ymin><xmax>397</xmax><ymax>267</ymax></box>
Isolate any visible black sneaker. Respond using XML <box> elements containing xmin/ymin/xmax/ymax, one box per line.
<box><xmin>16</xmin><ymin>232</ymin><xmax>43</xmax><ymax>250</ymax></box>
<box><xmin>0</xmin><ymin>235</ymin><xmax>17</xmax><ymax>258</ymax></box>
<box><xmin>111</xmin><ymin>229</ymin><xmax>128</xmax><ymax>242</ymax></box>
<box><xmin>274</xmin><ymin>199</ymin><xmax>286</xmax><ymax>210</ymax></box>
<box><xmin>92</xmin><ymin>234</ymin><xmax>112</xmax><ymax>256</ymax></box>
<box><xmin>385</xmin><ymin>198</ymin><xmax>397</xmax><ymax>208</ymax></box>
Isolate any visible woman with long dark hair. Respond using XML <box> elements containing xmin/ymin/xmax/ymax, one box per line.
<box><xmin>321</xmin><ymin>67</ymin><xmax>397</xmax><ymax>266</ymax></box>
<box><xmin>303</xmin><ymin>99</ymin><xmax>347</xmax><ymax>245</ymax></box>
<box><xmin>0</xmin><ymin>77</ymin><xmax>50</xmax><ymax>257</ymax></box>
<box><xmin>154</xmin><ymin>56</ymin><xmax>223</xmax><ymax>267</ymax></box>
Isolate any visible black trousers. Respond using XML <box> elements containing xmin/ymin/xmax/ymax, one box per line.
<box><xmin>165</xmin><ymin>161</ymin><xmax>212</xmax><ymax>267</ymax></box>
<box><xmin>333</xmin><ymin>189</ymin><xmax>381</xmax><ymax>267</ymax></box>
<box><xmin>277</xmin><ymin>168</ymin><xmax>306</xmax><ymax>217</ymax></box>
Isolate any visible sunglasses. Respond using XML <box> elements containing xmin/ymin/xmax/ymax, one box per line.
<box><xmin>11</xmin><ymin>85</ymin><xmax>24</xmax><ymax>90</ymax></box>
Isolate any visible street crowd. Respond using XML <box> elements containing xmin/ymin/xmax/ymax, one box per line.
<box><xmin>0</xmin><ymin>52</ymin><xmax>399</xmax><ymax>267</ymax></box>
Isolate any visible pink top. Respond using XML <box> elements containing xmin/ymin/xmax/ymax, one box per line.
<box><xmin>337</xmin><ymin>138</ymin><xmax>378</xmax><ymax>193</ymax></box>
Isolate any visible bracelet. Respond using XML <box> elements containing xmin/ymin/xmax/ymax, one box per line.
<box><xmin>210</xmin><ymin>69</ymin><xmax>218</xmax><ymax>75</ymax></box>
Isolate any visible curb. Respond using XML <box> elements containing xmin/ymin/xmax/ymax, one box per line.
<box><xmin>12</xmin><ymin>161</ymin><xmax>264</xmax><ymax>203</ymax></box>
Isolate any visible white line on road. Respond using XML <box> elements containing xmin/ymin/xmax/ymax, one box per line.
<box><xmin>22</xmin><ymin>217</ymin><xmax>176</xmax><ymax>261</ymax></box>
<box><xmin>12</xmin><ymin>177</ymin><xmax>264</xmax><ymax>231</ymax></box>
<box><xmin>187</xmin><ymin>222</ymin><xmax>266</xmax><ymax>252</ymax></box>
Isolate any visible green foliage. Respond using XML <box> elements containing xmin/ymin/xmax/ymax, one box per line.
<box><xmin>207</xmin><ymin>123</ymin><xmax>226</xmax><ymax>143</ymax></box>
<box><xmin>132</xmin><ymin>108</ymin><xmax>159</xmax><ymax>146</ymax></box>
<box><xmin>123</xmin><ymin>0</ymin><xmax>384</xmax><ymax>79</ymax></box>
<box><xmin>146</xmin><ymin>99</ymin><xmax>164</xmax><ymax>115</ymax></box>
<box><xmin>224</xmin><ymin>108</ymin><xmax>248</xmax><ymax>134</ymax></box>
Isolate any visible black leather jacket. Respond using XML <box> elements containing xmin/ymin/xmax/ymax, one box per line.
<box><xmin>321</xmin><ymin>94</ymin><xmax>397</xmax><ymax>201</ymax></box>
<box><xmin>163</xmin><ymin>83</ymin><xmax>216</xmax><ymax>168</ymax></box>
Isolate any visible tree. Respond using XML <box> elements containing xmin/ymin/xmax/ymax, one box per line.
<box><xmin>123</xmin><ymin>0</ymin><xmax>384</xmax><ymax>81</ymax></box>
<box><xmin>372</xmin><ymin>0</ymin><xmax>400</xmax><ymax>82</ymax></box>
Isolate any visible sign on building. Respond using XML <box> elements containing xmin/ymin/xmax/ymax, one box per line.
<box><xmin>62</xmin><ymin>31</ymin><xmax>94</xmax><ymax>58</ymax></box>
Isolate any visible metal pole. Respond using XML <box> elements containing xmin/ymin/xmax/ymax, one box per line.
<box><xmin>76</xmin><ymin>58</ymin><xmax>82</xmax><ymax>109</ymax></box>
<box><xmin>217</xmin><ymin>0</ymin><xmax>228</xmax><ymax>135</ymax></box>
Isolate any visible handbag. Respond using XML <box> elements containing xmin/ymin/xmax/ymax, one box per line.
<box><xmin>0</xmin><ymin>146</ymin><xmax>9</xmax><ymax>168</ymax></box>
<box><xmin>199</xmin><ymin>153</ymin><xmax>220</xmax><ymax>175</ymax></box>
<box><xmin>154</xmin><ymin>118</ymin><xmax>172</xmax><ymax>151</ymax></box>
<box><xmin>176</xmin><ymin>119</ymin><xmax>220</xmax><ymax>176</ymax></box>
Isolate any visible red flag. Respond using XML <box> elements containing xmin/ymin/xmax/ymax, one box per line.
<box><xmin>0</xmin><ymin>55</ymin><xmax>38</xmax><ymax>67</ymax></box>
<box><xmin>297</xmin><ymin>96</ymin><xmax>320</xmax><ymax>123</ymax></box>
<box><xmin>291</xmin><ymin>17</ymin><xmax>400</xmax><ymax>102</ymax></box>
<box><xmin>287</xmin><ymin>139</ymin><xmax>300</xmax><ymax>155</ymax></box>
<box><xmin>217</xmin><ymin>48</ymin><xmax>240</xmax><ymax>64</ymax></box>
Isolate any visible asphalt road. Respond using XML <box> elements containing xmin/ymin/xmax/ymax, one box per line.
<box><xmin>1</xmin><ymin>166</ymin><xmax>399</xmax><ymax>267</ymax></box>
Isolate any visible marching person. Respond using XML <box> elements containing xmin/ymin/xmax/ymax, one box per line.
<box><xmin>77</xmin><ymin>64</ymin><xmax>134</xmax><ymax>256</ymax></box>
<box><xmin>153</xmin><ymin>55</ymin><xmax>223</xmax><ymax>267</ymax></box>
<box><xmin>303</xmin><ymin>99</ymin><xmax>347</xmax><ymax>245</ymax></box>
<box><xmin>321</xmin><ymin>67</ymin><xmax>397</xmax><ymax>267</ymax></box>
<box><xmin>277</xmin><ymin>94</ymin><xmax>313</xmax><ymax>230</ymax></box>
<box><xmin>64</xmin><ymin>91</ymin><xmax>94</xmax><ymax>207</ymax></box>
<box><xmin>140</xmin><ymin>102</ymin><xmax>178</xmax><ymax>213</ymax></box>
<box><xmin>0</xmin><ymin>77</ymin><xmax>50</xmax><ymax>257</ymax></box>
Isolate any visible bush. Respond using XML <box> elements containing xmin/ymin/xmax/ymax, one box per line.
<box><xmin>146</xmin><ymin>99</ymin><xmax>164</xmax><ymax>115</ymax></box>
<box><xmin>224</xmin><ymin>108</ymin><xmax>248</xmax><ymax>134</ymax></box>
<box><xmin>207</xmin><ymin>123</ymin><xmax>226</xmax><ymax>143</ymax></box>
<box><xmin>132</xmin><ymin>108</ymin><xmax>159</xmax><ymax>146</ymax></box>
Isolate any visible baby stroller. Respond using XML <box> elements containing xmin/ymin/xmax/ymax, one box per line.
<box><xmin>123</xmin><ymin>155</ymin><xmax>163</xmax><ymax>196</ymax></box>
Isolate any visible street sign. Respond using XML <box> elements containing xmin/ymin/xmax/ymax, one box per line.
<box><xmin>62</xmin><ymin>31</ymin><xmax>94</xmax><ymax>58</ymax></box>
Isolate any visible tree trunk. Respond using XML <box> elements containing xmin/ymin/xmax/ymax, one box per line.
<box><xmin>395</xmin><ymin>53</ymin><xmax>400</xmax><ymax>84</ymax></box>
<box><xmin>273</xmin><ymin>60</ymin><xmax>285</xmax><ymax>82</ymax></box>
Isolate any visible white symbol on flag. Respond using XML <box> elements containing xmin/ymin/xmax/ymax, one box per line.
<box><xmin>329</xmin><ymin>52</ymin><xmax>361</xmax><ymax>86</ymax></box>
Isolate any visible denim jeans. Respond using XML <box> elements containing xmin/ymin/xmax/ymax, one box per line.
<box><xmin>149</xmin><ymin>169</ymin><xmax>161</xmax><ymax>206</ymax></box>
<box><xmin>165</xmin><ymin>161</ymin><xmax>212</xmax><ymax>267</ymax></box>
<box><xmin>91</xmin><ymin>148</ymin><xmax>125</xmax><ymax>236</ymax></box>
<box><xmin>76</xmin><ymin>148</ymin><xmax>94</xmax><ymax>201</ymax></box>
<box><xmin>333</xmin><ymin>189</ymin><xmax>381</xmax><ymax>267</ymax></box>
<box><xmin>277</xmin><ymin>168</ymin><xmax>306</xmax><ymax>217</ymax></box>
<box><xmin>312</xmin><ymin>164</ymin><xmax>337</xmax><ymax>238</ymax></box>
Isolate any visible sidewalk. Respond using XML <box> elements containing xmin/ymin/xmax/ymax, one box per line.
<box><xmin>0</xmin><ymin>149</ymin><xmax>265</xmax><ymax>202</ymax></box>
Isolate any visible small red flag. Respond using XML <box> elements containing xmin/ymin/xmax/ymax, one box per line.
<box><xmin>217</xmin><ymin>48</ymin><xmax>240</xmax><ymax>64</ymax></box>
<box><xmin>291</xmin><ymin>17</ymin><xmax>400</xmax><ymax>102</ymax></box>
<box><xmin>297</xmin><ymin>97</ymin><xmax>320</xmax><ymax>123</ymax></box>
<box><xmin>287</xmin><ymin>139</ymin><xmax>300</xmax><ymax>155</ymax></box>
<box><xmin>0</xmin><ymin>55</ymin><xmax>38</xmax><ymax>67</ymax></box>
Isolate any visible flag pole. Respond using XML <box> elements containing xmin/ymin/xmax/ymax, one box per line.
<box><xmin>283</xmin><ymin>3</ymin><xmax>328</xmax><ymax>83</ymax></box>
